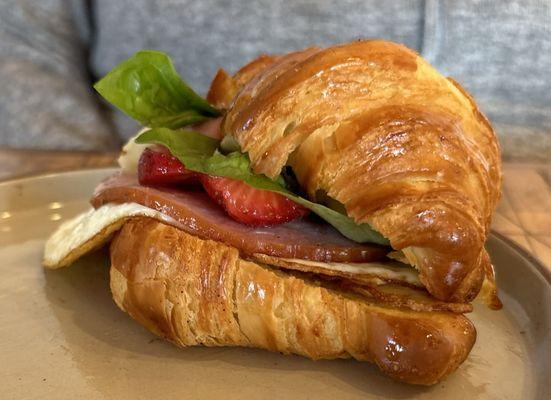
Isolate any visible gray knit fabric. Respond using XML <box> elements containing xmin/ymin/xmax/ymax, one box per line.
<box><xmin>0</xmin><ymin>0</ymin><xmax>550</xmax><ymax>160</ymax></box>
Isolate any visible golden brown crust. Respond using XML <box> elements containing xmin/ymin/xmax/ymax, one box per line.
<box><xmin>222</xmin><ymin>40</ymin><xmax>502</xmax><ymax>303</ymax></box>
<box><xmin>232</xmin><ymin>54</ymin><xmax>281</xmax><ymax>90</ymax></box>
<box><xmin>110</xmin><ymin>218</ymin><xmax>476</xmax><ymax>385</ymax></box>
<box><xmin>206</xmin><ymin>54</ymin><xmax>280</xmax><ymax>109</ymax></box>
<box><xmin>478</xmin><ymin>256</ymin><xmax>503</xmax><ymax>310</ymax></box>
<box><xmin>206</xmin><ymin>69</ymin><xmax>237</xmax><ymax>109</ymax></box>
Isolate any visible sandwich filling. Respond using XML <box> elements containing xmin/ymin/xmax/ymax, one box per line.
<box><xmin>92</xmin><ymin>173</ymin><xmax>388</xmax><ymax>263</ymax></box>
<box><xmin>42</xmin><ymin>199</ymin><xmax>474</xmax><ymax>314</ymax></box>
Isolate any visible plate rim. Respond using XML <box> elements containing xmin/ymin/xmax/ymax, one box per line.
<box><xmin>0</xmin><ymin>166</ymin><xmax>117</xmax><ymax>185</ymax></box>
<box><xmin>491</xmin><ymin>231</ymin><xmax>551</xmax><ymax>286</ymax></box>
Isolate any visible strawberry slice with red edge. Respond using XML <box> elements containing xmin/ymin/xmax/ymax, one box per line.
<box><xmin>138</xmin><ymin>146</ymin><xmax>309</xmax><ymax>226</ymax></box>
<box><xmin>200</xmin><ymin>175</ymin><xmax>310</xmax><ymax>226</ymax></box>
<box><xmin>138</xmin><ymin>147</ymin><xmax>198</xmax><ymax>186</ymax></box>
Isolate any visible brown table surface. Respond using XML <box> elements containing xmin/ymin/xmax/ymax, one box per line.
<box><xmin>1</xmin><ymin>148</ymin><xmax>550</xmax><ymax>271</ymax></box>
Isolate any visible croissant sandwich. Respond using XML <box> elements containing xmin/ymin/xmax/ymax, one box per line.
<box><xmin>43</xmin><ymin>40</ymin><xmax>502</xmax><ymax>385</ymax></box>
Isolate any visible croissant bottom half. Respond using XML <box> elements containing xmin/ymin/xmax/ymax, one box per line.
<box><xmin>109</xmin><ymin>218</ymin><xmax>476</xmax><ymax>385</ymax></box>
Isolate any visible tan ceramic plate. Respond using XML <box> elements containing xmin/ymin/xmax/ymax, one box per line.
<box><xmin>1</xmin><ymin>169</ymin><xmax>550</xmax><ymax>400</ymax></box>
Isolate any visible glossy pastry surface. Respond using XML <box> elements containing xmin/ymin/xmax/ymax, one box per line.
<box><xmin>222</xmin><ymin>40</ymin><xmax>502</xmax><ymax>302</ymax></box>
<box><xmin>110</xmin><ymin>218</ymin><xmax>476</xmax><ymax>385</ymax></box>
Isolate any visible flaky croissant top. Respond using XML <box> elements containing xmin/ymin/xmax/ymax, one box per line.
<box><xmin>209</xmin><ymin>40</ymin><xmax>502</xmax><ymax>303</ymax></box>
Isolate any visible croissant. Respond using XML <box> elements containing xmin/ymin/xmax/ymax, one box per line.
<box><xmin>43</xmin><ymin>40</ymin><xmax>502</xmax><ymax>386</ymax></box>
<box><xmin>110</xmin><ymin>217</ymin><xmax>476</xmax><ymax>386</ymax></box>
<box><xmin>214</xmin><ymin>40</ymin><xmax>501</xmax><ymax>302</ymax></box>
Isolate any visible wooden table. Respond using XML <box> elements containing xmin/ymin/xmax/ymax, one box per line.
<box><xmin>1</xmin><ymin>148</ymin><xmax>550</xmax><ymax>270</ymax></box>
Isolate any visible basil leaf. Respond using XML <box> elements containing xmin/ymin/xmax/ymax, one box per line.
<box><xmin>205</xmin><ymin>152</ymin><xmax>287</xmax><ymax>188</ymax></box>
<box><xmin>135</xmin><ymin>127</ymin><xmax>219</xmax><ymax>171</ymax></box>
<box><xmin>207</xmin><ymin>153</ymin><xmax>388</xmax><ymax>245</ymax></box>
<box><xmin>94</xmin><ymin>50</ymin><xmax>220</xmax><ymax>128</ymax></box>
<box><xmin>293</xmin><ymin>201</ymin><xmax>389</xmax><ymax>246</ymax></box>
<box><xmin>136</xmin><ymin>128</ymin><xmax>389</xmax><ymax>245</ymax></box>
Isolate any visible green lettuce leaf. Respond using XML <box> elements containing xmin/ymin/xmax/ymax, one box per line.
<box><xmin>136</xmin><ymin>128</ymin><xmax>389</xmax><ymax>245</ymax></box>
<box><xmin>136</xmin><ymin>127</ymin><xmax>219</xmax><ymax>171</ymax></box>
<box><xmin>94</xmin><ymin>50</ymin><xmax>220</xmax><ymax>128</ymax></box>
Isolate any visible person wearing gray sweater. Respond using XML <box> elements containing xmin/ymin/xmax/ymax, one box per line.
<box><xmin>1</xmin><ymin>0</ymin><xmax>550</xmax><ymax>160</ymax></box>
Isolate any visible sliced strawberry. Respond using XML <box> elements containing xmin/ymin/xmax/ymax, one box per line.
<box><xmin>200</xmin><ymin>175</ymin><xmax>309</xmax><ymax>226</ymax></box>
<box><xmin>138</xmin><ymin>148</ymin><xmax>198</xmax><ymax>186</ymax></box>
<box><xmin>138</xmin><ymin>145</ymin><xmax>309</xmax><ymax>226</ymax></box>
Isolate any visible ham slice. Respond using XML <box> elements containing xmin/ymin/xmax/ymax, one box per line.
<box><xmin>91</xmin><ymin>173</ymin><xmax>388</xmax><ymax>263</ymax></box>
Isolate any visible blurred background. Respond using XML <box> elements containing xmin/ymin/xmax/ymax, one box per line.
<box><xmin>0</xmin><ymin>0</ymin><xmax>550</xmax><ymax>161</ymax></box>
